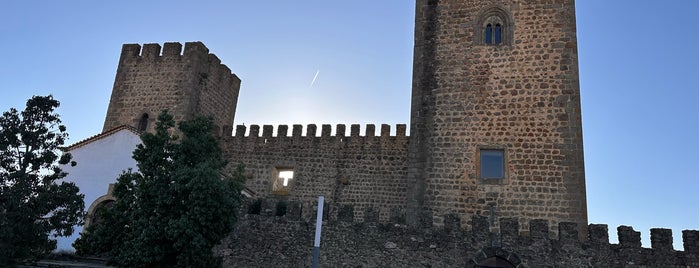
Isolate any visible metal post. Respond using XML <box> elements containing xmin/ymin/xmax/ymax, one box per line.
<box><xmin>312</xmin><ymin>196</ymin><xmax>324</xmax><ymax>268</ymax></box>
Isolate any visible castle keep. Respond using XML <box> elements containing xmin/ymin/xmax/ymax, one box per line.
<box><xmin>95</xmin><ymin>0</ymin><xmax>698</xmax><ymax>266</ymax></box>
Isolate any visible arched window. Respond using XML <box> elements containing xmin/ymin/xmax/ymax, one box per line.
<box><xmin>485</xmin><ymin>24</ymin><xmax>493</xmax><ymax>44</ymax></box>
<box><xmin>138</xmin><ymin>113</ymin><xmax>149</xmax><ymax>132</ymax></box>
<box><xmin>494</xmin><ymin>24</ymin><xmax>502</xmax><ymax>44</ymax></box>
<box><xmin>483</xmin><ymin>17</ymin><xmax>504</xmax><ymax>45</ymax></box>
<box><xmin>475</xmin><ymin>6</ymin><xmax>513</xmax><ymax>46</ymax></box>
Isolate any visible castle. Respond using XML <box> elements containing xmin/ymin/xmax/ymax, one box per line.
<box><xmin>68</xmin><ymin>0</ymin><xmax>698</xmax><ymax>266</ymax></box>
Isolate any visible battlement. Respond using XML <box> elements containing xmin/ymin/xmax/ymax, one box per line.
<box><xmin>104</xmin><ymin>41</ymin><xmax>241</xmax><ymax>132</ymax></box>
<box><xmin>226</xmin><ymin>124</ymin><xmax>407</xmax><ymax>139</ymax></box>
<box><xmin>240</xmin><ymin>198</ymin><xmax>699</xmax><ymax>253</ymax></box>
<box><xmin>118</xmin><ymin>42</ymin><xmax>239</xmax><ymax>84</ymax></box>
<box><xmin>217</xmin><ymin>198</ymin><xmax>699</xmax><ymax>267</ymax></box>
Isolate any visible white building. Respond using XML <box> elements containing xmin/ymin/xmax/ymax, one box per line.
<box><xmin>55</xmin><ymin>125</ymin><xmax>141</xmax><ymax>252</ymax></box>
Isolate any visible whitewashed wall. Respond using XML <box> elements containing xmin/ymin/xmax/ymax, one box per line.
<box><xmin>55</xmin><ymin>129</ymin><xmax>141</xmax><ymax>252</ymax></box>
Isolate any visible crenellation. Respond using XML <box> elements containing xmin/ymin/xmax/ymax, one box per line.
<box><xmin>364</xmin><ymin>206</ymin><xmax>379</xmax><ymax>223</ymax></box>
<box><xmin>396</xmin><ymin>124</ymin><xmax>406</xmax><ymax>137</ymax></box>
<box><xmin>588</xmin><ymin>224</ymin><xmax>609</xmax><ymax>244</ymax></box>
<box><xmin>350</xmin><ymin>124</ymin><xmax>360</xmax><ymax>137</ymax></box>
<box><xmin>443</xmin><ymin>213</ymin><xmax>461</xmax><ymax>232</ymax></box>
<box><xmin>558</xmin><ymin>222</ymin><xmax>579</xmax><ymax>243</ymax></box>
<box><xmin>162</xmin><ymin>42</ymin><xmax>182</xmax><ymax>56</ymax></box>
<box><xmin>249</xmin><ymin>125</ymin><xmax>260</xmax><ymax>137</ymax></box>
<box><xmin>530</xmin><ymin>219</ymin><xmax>549</xmax><ymax>239</ymax></box>
<box><xmin>321</xmin><ymin>124</ymin><xmax>332</xmax><ymax>137</ymax></box>
<box><xmin>365</xmin><ymin>124</ymin><xmax>375</xmax><ymax>137</ymax></box>
<box><xmin>306</xmin><ymin>124</ymin><xmax>317</xmax><ymax>136</ymax></box>
<box><xmin>292</xmin><ymin>124</ymin><xmax>302</xmax><ymax>137</ymax></box>
<box><xmin>380</xmin><ymin>124</ymin><xmax>390</xmax><ymax>137</ymax></box>
<box><xmin>221</xmin><ymin>207</ymin><xmax>699</xmax><ymax>267</ymax></box>
<box><xmin>141</xmin><ymin>43</ymin><xmax>161</xmax><ymax>58</ymax></box>
<box><xmin>234</xmin><ymin>125</ymin><xmax>246</xmax><ymax>137</ymax></box>
<box><xmin>683</xmin><ymin>230</ymin><xmax>699</xmax><ymax>253</ymax></box>
<box><xmin>471</xmin><ymin>215</ymin><xmax>490</xmax><ymax>235</ymax></box>
<box><xmin>336</xmin><ymin>124</ymin><xmax>346</xmax><ymax>137</ymax></box>
<box><xmin>650</xmin><ymin>228</ymin><xmax>673</xmax><ymax>251</ymax></box>
<box><xmin>418</xmin><ymin>210</ymin><xmax>433</xmax><ymax>229</ymax></box>
<box><xmin>207</xmin><ymin>53</ymin><xmax>221</xmax><ymax>67</ymax></box>
<box><xmin>618</xmin><ymin>225</ymin><xmax>642</xmax><ymax>248</ymax></box>
<box><xmin>500</xmin><ymin>218</ymin><xmax>519</xmax><ymax>239</ymax></box>
<box><xmin>183</xmin><ymin>41</ymin><xmax>209</xmax><ymax>59</ymax></box>
<box><xmin>262</xmin><ymin>125</ymin><xmax>273</xmax><ymax>138</ymax></box>
<box><xmin>103</xmin><ymin>41</ymin><xmax>240</xmax><ymax>133</ymax></box>
<box><xmin>226</xmin><ymin>124</ymin><xmax>407</xmax><ymax>139</ymax></box>
<box><xmin>277</xmin><ymin>125</ymin><xmax>288</xmax><ymax>137</ymax></box>
<box><xmin>119</xmin><ymin>44</ymin><xmax>141</xmax><ymax>59</ymax></box>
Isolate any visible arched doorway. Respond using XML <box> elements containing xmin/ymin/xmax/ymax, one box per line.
<box><xmin>476</xmin><ymin>256</ymin><xmax>516</xmax><ymax>268</ymax></box>
<box><xmin>469</xmin><ymin>248</ymin><xmax>523</xmax><ymax>268</ymax></box>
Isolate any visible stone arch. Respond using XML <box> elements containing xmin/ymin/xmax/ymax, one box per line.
<box><xmin>474</xmin><ymin>5</ymin><xmax>514</xmax><ymax>46</ymax></box>
<box><xmin>468</xmin><ymin>247</ymin><xmax>525</xmax><ymax>268</ymax></box>
<box><xmin>84</xmin><ymin>184</ymin><xmax>116</xmax><ymax>228</ymax></box>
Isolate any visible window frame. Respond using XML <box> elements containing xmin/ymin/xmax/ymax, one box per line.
<box><xmin>474</xmin><ymin>5</ymin><xmax>514</xmax><ymax>46</ymax></box>
<box><xmin>477</xmin><ymin>147</ymin><xmax>508</xmax><ymax>184</ymax></box>
<box><xmin>271</xmin><ymin>167</ymin><xmax>295</xmax><ymax>195</ymax></box>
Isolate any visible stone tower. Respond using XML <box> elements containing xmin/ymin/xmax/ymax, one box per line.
<box><xmin>407</xmin><ymin>0</ymin><xmax>587</xmax><ymax>233</ymax></box>
<box><xmin>102</xmin><ymin>42</ymin><xmax>240</xmax><ymax>133</ymax></box>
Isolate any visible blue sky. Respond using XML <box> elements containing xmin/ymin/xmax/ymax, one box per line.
<box><xmin>1</xmin><ymin>1</ymin><xmax>697</xmax><ymax>249</ymax></box>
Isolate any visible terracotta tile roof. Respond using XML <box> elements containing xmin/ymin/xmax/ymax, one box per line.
<box><xmin>62</xmin><ymin>125</ymin><xmax>142</xmax><ymax>151</ymax></box>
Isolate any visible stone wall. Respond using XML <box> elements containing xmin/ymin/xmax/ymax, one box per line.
<box><xmin>216</xmin><ymin>200</ymin><xmax>699</xmax><ymax>268</ymax></box>
<box><xmin>221</xmin><ymin>124</ymin><xmax>409</xmax><ymax>221</ymax></box>
<box><xmin>409</xmin><ymin>0</ymin><xmax>587</xmax><ymax>234</ymax></box>
<box><xmin>102</xmin><ymin>42</ymin><xmax>240</xmax><ymax>133</ymax></box>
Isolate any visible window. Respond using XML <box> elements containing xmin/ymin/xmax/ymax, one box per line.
<box><xmin>480</xmin><ymin>149</ymin><xmax>505</xmax><ymax>179</ymax></box>
<box><xmin>272</xmin><ymin>167</ymin><xmax>294</xmax><ymax>195</ymax></box>
<box><xmin>494</xmin><ymin>24</ymin><xmax>502</xmax><ymax>44</ymax></box>
<box><xmin>485</xmin><ymin>24</ymin><xmax>493</xmax><ymax>44</ymax></box>
<box><xmin>483</xmin><ymin>19</ymin><xmax>504</xmax><ymax>45</ymax></box>
<box><xmin>475</xmin><ymin>6</ymin><xmax>513</xmax><ymax>46</ymax></box>
<box><xmin>138</xmin><ymin>113</ymin><xmax>149</xmax><ymax>132</ymax></box>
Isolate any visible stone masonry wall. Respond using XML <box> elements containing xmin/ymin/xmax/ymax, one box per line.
<box><xmin>102</xmin><ymin>42</ymin><xmax>240</xmax><ymax>133</ymax></box>
<box><xmin>409</xmin><ymin>0</ymin><xmax>587</xmax><ymax>235</ymax></box>
<box><xmin>216</xmin><ymin>201</ymin><xmax>699</xmax><ymax>268</ymax></box>
<box><xmin>221</xmin><ymin>124</ymin><xmax>409</xmax><ymax>221</ymax></box>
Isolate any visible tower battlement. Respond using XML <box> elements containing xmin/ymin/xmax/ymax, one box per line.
<box><xmin>103</xmin><ymin>42</ymin><xmax>241</xmax><ymax>133</ymax></box>
<box><xmin>229</xmin><ymin>124</ymin><xmax>407</xmax><ymax>138</ymax></box>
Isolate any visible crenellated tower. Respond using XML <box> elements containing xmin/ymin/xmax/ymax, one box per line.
<box><xmin>102</xmin><ymin>42</ymin><xmax>240</xmax><ymax>133</ymax></box>
<box><xmin>407</xmin><ymin>0</ymin><xmax>587</xmax><ymax>234</ymax></box>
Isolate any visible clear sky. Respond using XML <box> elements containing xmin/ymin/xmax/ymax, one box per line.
<box><xmin>1</xmin><ymin>1</ymin><xmax>697</xmax><ymax>249</ymax></box>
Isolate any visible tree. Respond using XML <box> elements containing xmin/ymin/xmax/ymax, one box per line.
<box><xmin>0</xmin><ymin>95</ymin><xmax>84</xmax><ymax>265</ymax></box>
<box><xmin>74</xmin><ymin>111</ymin><xmax>244</xmax><ymax>267</ymax></box>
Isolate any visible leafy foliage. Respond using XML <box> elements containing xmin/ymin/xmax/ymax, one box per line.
<box><xmin>0</xmin><ymin>95</ymin><xmax>84</xmax><ymax>265</ymax></box>
<box><xmin>74</xmin><ymin>111</ymin><xmax>244</xmax><ymax>267</ymax></box>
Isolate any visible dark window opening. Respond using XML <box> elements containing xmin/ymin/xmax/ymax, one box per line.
<box><xmin>494</xmin><ymin>24</ymin><xmax>502</xmax><ymax>44</ymax></box>
<box><xmin>138</xmin><ymin>113</ymin><xmax>149</xmax><ymax>132</ymax></box>
<box><xmin>480</xmin><ymin>149</ymin><xmax>505</xmax><ymax>179</ymax></box>
<box><xmin>485</xmin><ymin>24</ymin><xmax>493</xmax><ymax>44</ymax></box>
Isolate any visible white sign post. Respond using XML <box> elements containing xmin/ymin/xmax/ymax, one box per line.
<box><xmin>312</xmin><ymin>196</ymin><xmax>324</xmax><ymax>268</ymax></box>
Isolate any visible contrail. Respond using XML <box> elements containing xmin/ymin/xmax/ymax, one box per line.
<box><xmin>309</xmin><ymin>70</ymin><xmax>320</xmax><ymax>88</ymax></box>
